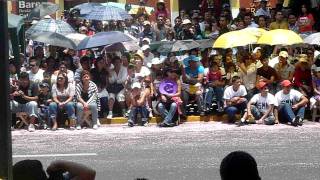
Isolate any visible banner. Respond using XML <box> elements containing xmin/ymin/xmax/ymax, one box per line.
<box><xmin>12</xmin><ymin>0</ymin><xmax>48</xmax><ymax>17</ymax></box>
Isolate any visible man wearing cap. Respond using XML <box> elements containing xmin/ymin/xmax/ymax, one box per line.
<box><xmin>141</xmin><ymin>20</ymin><xmax>156</xmax><ymax>42</ymax></box>
<box><xmin>274</xmin><ymin>51</ymin><xmax>294</xmax><ymax>82</ymax></box>
<box><xmin>275</xmin><ymin>80</ymin><xmax>308</xmax><ymax>126</ymax></box>
<box><xmin>178</xmin><ymin>19</ymin><xmax>196</xmax><ymax>40</ymax></box>
<box><xmin>223</xmin><ymin>76</ymin><xmax>247</xmax><ymax>123</ymax></box>
<box><xmin>240</xmin><ymin>81</ymin><xmax>276</xmax><ymax>126</ymax></box>
<box><xmin>255</xmin><ymin>0</ymin><xmax>271</xmax><ymax>18</ymax></box>
<box><xmin>182</xmin><ymin>55</ymin><xmax>205</xmax><ymax>115</ymax></box>
<box><xmin>141</xmin><ymin>45</ymin><xmax>154</xmax><ymax>68</ymax></box>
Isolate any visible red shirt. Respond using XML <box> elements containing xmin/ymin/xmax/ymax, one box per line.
<box><xmin>293</xmin><ymin>67</ymin><xmax>312</xmax><ymax>87</ymax></box>
<box><xmin>207</xmin><ymin>70</ymin><xmax>222</xmax><ymax>82</ymax></box>
<box><xmin>298</xmin><ymin>14</ymin><xmax>314</xmax><ymax>33</ymax></box>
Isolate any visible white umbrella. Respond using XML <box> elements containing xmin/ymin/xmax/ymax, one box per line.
<box><xmin>303</xmin><ymin>32</ymin><xmax>320</xmax><ymax>45</ymax></box>
<box><xmin>104</xmin><ymin>41</ymin><xmax>140</xmax><ymax>52</ymax></box>
<box><xmin>65</xmin><ymin>33</ymin><xmax>87</xmax><ymax>46</ymax></box>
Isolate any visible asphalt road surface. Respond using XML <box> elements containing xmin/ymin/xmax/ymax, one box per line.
<box><xmin>12</xmin><ymin>121</ymin><xmax>320</xmax><ymax>180</ymax></box>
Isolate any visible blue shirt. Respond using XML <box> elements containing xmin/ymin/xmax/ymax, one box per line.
<box><xmin>185</xmin><ymin>65</ymin><xmax>204</xmax><ymax>78</ymax></box>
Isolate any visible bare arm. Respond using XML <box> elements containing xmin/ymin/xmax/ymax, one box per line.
<box><xmin>260</xmin><ymin>105</ymin><xmax>274</xmax><ymax>121</ymax></box>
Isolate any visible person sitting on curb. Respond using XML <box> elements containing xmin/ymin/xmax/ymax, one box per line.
<box><xmin>274</xmin><ymin>80</ymin><xmax>308</xmax><ymax>126</ymax></box>
<box><xmin>128</xmin><ymin>82</ymin><xmax>149</xmax><ymax>127</ymax></box>
<box><xmin>240</xmin><ymin>81</ymin><xmax>277</xmax><ymax>126</ymax></box>
<box><xmin>223</xmin><ymin>76</ymin><xmax>247</xmax><ymax>123</ymax></box>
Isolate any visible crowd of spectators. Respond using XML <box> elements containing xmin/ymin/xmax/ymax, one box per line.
<box><xmin>10</xmin><ymin>0</ymin><xmax>320</xmax><ymax>131</ymax></box>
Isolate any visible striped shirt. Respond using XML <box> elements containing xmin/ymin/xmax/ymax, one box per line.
<box><xmin>76</xmin><ymin>81</ymin><xmax>100</xmax><ymax>111</ymax></box>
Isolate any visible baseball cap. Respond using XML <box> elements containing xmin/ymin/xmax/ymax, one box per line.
<box><xmin>182</xmin><ymin>19</ymin><xmax>192</xmax><ymax>25</ymax></box>
<box><xmin>299</xmin><ymin>54</ymin><xmax>308</xmax><ymax>63</ymax></box>
<box><xmin>143</xmin><ymin>21</ymin><xmax>151</xmax><ymax>26</ymax></box>
<box><xmin>252</xmin><ymin>47</ymin><xmax>261</xmax><ymax>54</ymax></box>
<box><xmin>142</xmin><ymin>38</ymin><xmax>151</xmax><ymax>44</ymax></box>
<box><xmin>151</xmin><ymin>57</ymin><xmax>162</xmax><ymax>65</ymax></box>
<box><xmin>279</xmin><ymin>51</ymin><xmax>289</xmax><ymax>58</ymax></box>
<box><xmin>39</xmin><ymin>82</ymin><xmax>50</xmax><ymax>88</ymax></box>
<box><xmin>281</xmin><ymin>80</ymin><xmax>292</xmax><ymax>87</ymax></box>
<box><xmin>134</xmin><ymin>50</ymin><xmax>144</xmax><ymax>60</ymax></box>
<box><xmin>257</xmin><ymin>81</ymin><xmax>268</xmax><ymax>90</ymax></box>
<box><xmin>141</xmin><ymin>45</ymin><xmax>150</xmax><ymax>51</ymax></box>
<box><xmin>131</xmin><ymin>82</ymin><xmax>141</xmax><ymax>89</ymax></box>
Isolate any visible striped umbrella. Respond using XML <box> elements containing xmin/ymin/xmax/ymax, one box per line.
<box><xmin>25</xmin><ymin>18</ymin><xmax>75</xmax><ymax>38</ymax></box>
<box><xmin>79</xmin><ymin>5</ymin><xmax>132</xmax><ymax>21</ymax></box>
<box><xmin>27</xmin><ymin>2</ymin><xmax>59</xmax><ymax>21</ymax></box>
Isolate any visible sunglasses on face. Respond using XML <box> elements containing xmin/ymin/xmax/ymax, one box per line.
<box><xmin>29</xmin><ymin>64</ymin><xmax>36</xmax><ymax>67</ymax></box>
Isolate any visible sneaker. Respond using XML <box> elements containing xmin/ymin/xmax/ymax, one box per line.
<box><xmin>149</xmin><ymin>111</ymin><xmax>153</xmax><ymax>118</ymax></box>
<box><xmin>93</xmin><ymin>124</ymin><xmax>98</xmax><ymax>130</ymax></box>
<box><xmin>238</xmin><ymin>118</ymin><xmax>246</xmax><ymax>127</ymax></box>
<box><xmin>142</xmin><ymin>121</ymin><xmax>149</xmax><ymax>127</ymax></box>
<box><xmin>107</xmin><ymin>113</ymin><xmax>113</xmax><ymax>119</ymax></box>
<box><xmin>28</xmin><ymin>124</ymin><xmax>35</xmax><ymax>132</ymax></box>
<box><xmin>200</xmin><ymin>111</ymin><xmax>206</xmax><ymax>116</ymax></box>
<box><xmin>298</xmin><ymin>117</ymin><xmax>303</xmax><ymax>126</ymax></box>
<box><xmin>292</xmin><ymin>116</ymin><xmax>299</xmax><ymax>126</ymax></box>
<box><xmin>128</xmin><ymin>121</ymin><xmax>134</xmax><ymax>127</ymax></box>
<box><xmin>76</xmin><ymin>125</ymin><xmax>81</xmax><ymax>130</ymax></box>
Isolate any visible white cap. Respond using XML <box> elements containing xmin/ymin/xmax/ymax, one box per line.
<box><xmin>252</xmin><ymin>47</ymin><xmax>261</xmax><ymax>54</ymax></box>
<box><xmin>182</xmin><ymin>19</ymin><xmax>192</xmax><ymax>25</ymax></box>
<box><xmin>279</xmin><ymin>51</ymin><xmax>289</xmax><ymax>58</ymax></box>
<box><xmin>141</xmin><ymin>45</ymin><xmax>150</xmax><ymax>51</ymax></box>
<box><xmin>131</xmin><ymin>82</ymin><xmax>142</xmax><ymax>89</ymax></box>
<box><xmin>151</xmin><ymin>57</ymin><xmax>162</xmax><ymax>65</ymax></box>
<box><xmin>143</xmin><ymin>21</ymin><xmax>151</xmax><ymax>26</ymax></box>
<box><xmin>142</xmin><ymin>38</ymin><xmax>151</xmax><ymax>44</ymax></box>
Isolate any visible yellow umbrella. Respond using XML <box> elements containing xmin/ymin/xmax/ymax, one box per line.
<box><xmin>257</xmin><ymin>29</ymin><xmax>303</xmax><ymax>45</ymax></box>
<box><xmin>213</xmin><ymin>30</ymin><xmax>258</xmax><ymax>49</ymax></box>
<box><xmin>240</xmin><ymin>27</ymin><xmax>267</xmax><ymax>37</ymax></box>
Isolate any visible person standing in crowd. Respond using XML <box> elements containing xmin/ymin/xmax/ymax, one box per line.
<box><xmin>257</xmin><ymin>15</ymin><xmax>269</xmax><ymax>30</ymax></box>
<box><xmin>218</xmin><ymin>15</ymin><xmax>230</xmax><ymax>35</ymax></box>
<box><xmin>269</xmin><ymin>10</ymin><xmax>288</xmax><ymax>30</ymax></box>
<box><xmin>288</xmin><ymin>13</ymin><xmax>299</xmax><ymax>33</ymax></box>
<box><xmin>28</xmin><ymin>57</ymin><xmax>44</xmax><ymax>86</ymax></box>
<box><xmin>141</xmin><ymin>20</ymin><xmax>156</xmax><ymax>42</ymax></box>
<box><xmin>141</xmin><ymin>45</ymin><xmax>154</xmax><ymax>67</ymax></box>
<box><xmin>154</xmin><ymin>0</ymin><xmax>169</xmax><ymax>19</ymax></box>
<box><xmin>128</xmin><ymin>82</ymin><xmax>149</xmax><ymax>127</ymax></box>
<box><xmin>157</xmin><ymin>68</ymin><xmax>182</xmax><ymax>127</ymax></box>
<box><xmin>223</xmin><ymin>76</ymin><xmax>247</xmax><ymax>123</ymax></box>
<box><xmin>107</xmin><ymin>56</ymin><xmax>128</xmax><ymax>119</ymax></box>
<box><xmin>49</xmin><ymin>72</ymin><xmax>76</xmax><ymax>130</ymax></box>
<box><xmin>177</xmin><ymin>19</ymin><xmax>196</xmax><ymax>40</ymax></box>
<box><xmin>275</xmin><ymin>80</ymin><xmax>308</xmax><ymax>126</ymax></box>
<box><xmin>255</xmin><ymin>0</ymin><xmax>271</xmax><ymax>18</ymax></box>
<box><xmin>298</xmin><ymin>4</ymin><xmax>315</xmax><ymax>35</ymax></box>
<box><xmin>10</xmin><ymin>72</ymin><xmax>39</xmax><ymax>132</ymax></box>
<box><xmin>240</xmin><ymin>81</ymin><xmax>276</xmax><ymax>126</ymax></box>
<box><xmin>243</xmin><ymin>13</ymin><xmax>258</xmax><ymax>28</ymax></box>
<box><xmin>182</xmin><ymin>55</ymin><xmax>205</xmax><ymax>115</ymax></box>
<box><xmin>76</xmin><ymin>70</ymin><xmax>100</xmax><ymax>130</ymax></box>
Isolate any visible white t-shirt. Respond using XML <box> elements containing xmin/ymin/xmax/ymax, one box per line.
<box><xmin>143</xmin><ymin>52</ymin><xmax>154</xmax><ymax>68</ymax></box>
<box><xmin>268</xmin><ymin>57</ymin><xmax>279</xmax><ymax>68</ymax></box>
<box><xmin>275</xmin><ymin>89</ymin><xmax>303</xmax><ymax>106</ymax></box>
<box><xmin>28</xmin><ymin>69</ymin><xmax>44</xmax><ymax>85</ymax></box>
<box><xmin>223</xmin><ymin>85</ymin><xmax>247</xmax><ymax>100</ymax></box>
<box><xmin>250</xmin><ymin>93</ymin><xmax>276</xmax><ymax>113</ymax></box>
<box><xmin>109</xmin><ymin>66</ymin><xmax>128</xmax><ymax>84</ymax></box>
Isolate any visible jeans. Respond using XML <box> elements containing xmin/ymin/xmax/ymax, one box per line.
<box><xmin>128</xmin><ymin>106</ymin><xmax>149</xmax><ymax>124</ymax></box>
<box><xmin>49</xmin><ymin>102</ymin><xmax>76</xmax><ymax>121</ymax></box>
<box><xmin>204</xmin><ymin>87</ymin><xmax>224</xmax><ymax>108</ymax></box>
<box><xmin>182</xmin><ymin>90</ymin><xmax>203</xmax><ymax>114</ymax></box>
<box><xmin>158</xmin><ymin>102</ymin><xmax>177</xmax><ymax>124</ymax></box>
<box><xmin>76</xmin><ymin>102</ymin><xmax>98</xmax><ymax>125</ymax></box>
<box><xmin>99</xmin><ymin>97</ymin><xmax>108</xmax><ymax>117</ymax></box>
<box><xmin>278</xmin><ymin>103</ymin><xmax>305</xmax><ymax>123</ymax></box>
<box><xmin>225</xmin><ymin>101</ymin><xmax>247</xmax><ymax>122</ymax></box>
<box><xmin>10</xmin><ymin>100</ymin><xmax>38</xmax><ymax>118</ymax></box>
<box><xmin>250</xmin><ymin>105</ymin><xmax>275</xmax><ymax>125</ymax></box>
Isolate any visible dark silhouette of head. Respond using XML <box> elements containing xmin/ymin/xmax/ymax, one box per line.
<box><xmin>13</xmin><ymin>160</ymin><xmax>47</xmax><ymax>180</ymax></box>
<box><xmin>220</xmin><ymin>151</ymin><xmax>261</xmax><ymax>180</ymax></box>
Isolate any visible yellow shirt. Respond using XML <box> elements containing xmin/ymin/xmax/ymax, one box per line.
<box><xmin>269</xmin><ymin>21</ymin><xmax>289</xmax><ymax>30</ymax></box>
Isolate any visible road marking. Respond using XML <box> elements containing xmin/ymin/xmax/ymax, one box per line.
<box><xmin>13</xmin><ymin>153</ymin><xmax>97</xmax><ymax>158</ymax></box>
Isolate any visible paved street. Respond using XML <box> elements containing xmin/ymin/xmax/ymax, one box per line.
<box><xmin>12</xmin><ymin>121</ymin><xmax>320</xmax><ymax>180</ymax></box>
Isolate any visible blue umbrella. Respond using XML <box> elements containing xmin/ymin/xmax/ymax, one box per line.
<box><xmin>25</xmin><ymin>18</ymin><xmax>75</xmax><ymax>38</ymax></box>
<box><xmin>79</xmin><ymin>5</ymin><xmax>132</xmax><ymax>21</ymax></box>
<box><xmin>27</xmin><ymin>2</ymin><xmax>59</xmax><ymax>21</ymax></box>
<box><xmin>77</xmin><ymin>31</ymin><xmax>135</xmax><ymax>50</ymax></box>
<box><xmin>73</xmin><ymin>3</ymin><xmax>103</xmax><ymax>14</ymax></box>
